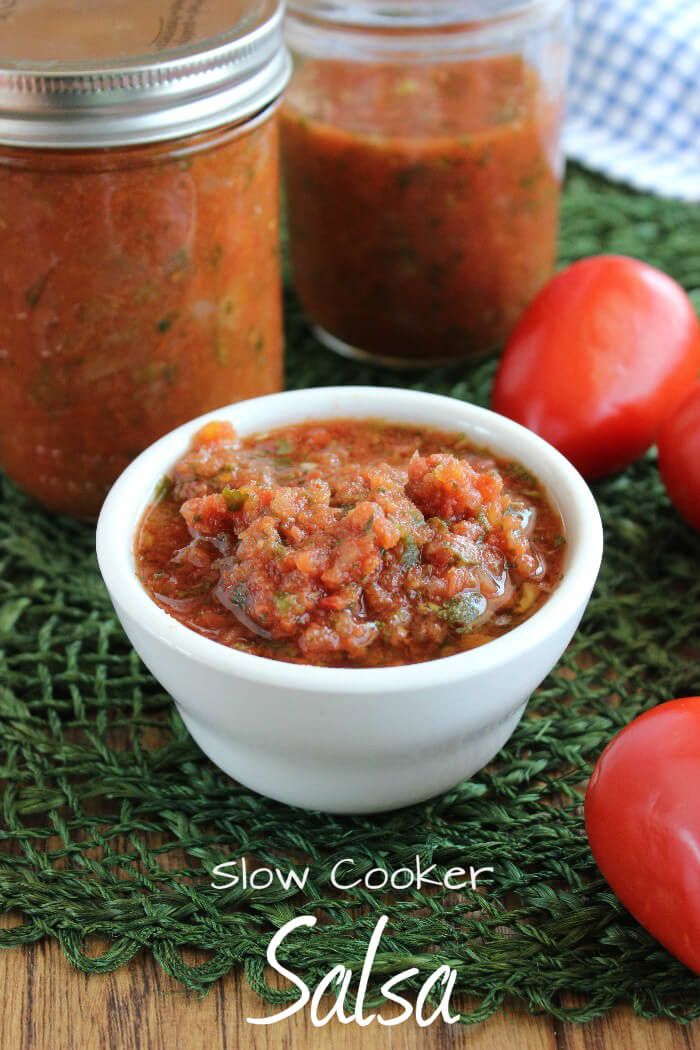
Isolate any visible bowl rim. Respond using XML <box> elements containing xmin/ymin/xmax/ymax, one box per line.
<box><xmin>96</xmin><ymin>385</ymin><xmax>604</xmax><ymax>694</ymax></box>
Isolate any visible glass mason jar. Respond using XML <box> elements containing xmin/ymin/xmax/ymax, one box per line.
<box><xmin>0</xmin><ymin>0</ymin><xmax>290</xmax><ymax>518</ymax></box>
<box><xmin>283</xmin><ymin>0</ymin><xmax>570</xmax><ymax>369</ymax></box>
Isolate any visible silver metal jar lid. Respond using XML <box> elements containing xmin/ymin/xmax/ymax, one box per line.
<box><xmin>0</xmin><ymin>0</ymin><xmax>291</xmax><ymax>149</ymax></box>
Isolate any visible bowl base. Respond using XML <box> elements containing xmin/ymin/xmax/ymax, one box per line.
<box><xmin>177</xmin><ymin>700</ymin><xmax>528</xmax><ymax>814</ymax></box>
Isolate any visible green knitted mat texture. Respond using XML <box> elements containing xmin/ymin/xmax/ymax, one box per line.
<box><xmin>1</xmin><ymin>167</ymin><xmax>699</xmax><ymax>1022</ymax></box>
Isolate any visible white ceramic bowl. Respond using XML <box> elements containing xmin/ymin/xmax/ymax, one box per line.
<box><xmin>96</xmin><ymin>387</ymin><xmax>603</xmax><ymax>814</ymax></box>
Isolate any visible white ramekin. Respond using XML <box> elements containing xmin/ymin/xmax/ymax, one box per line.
<box><xmin>96</xmin><ymin>387</ymin><xmax>603</xmax><ymax>813</ymax></box>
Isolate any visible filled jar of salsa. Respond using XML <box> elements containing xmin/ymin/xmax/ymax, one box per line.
<box><xmin>283</xmin><ymin>0</ymin><xmax>570</xmax><ymax>368</ymax></box>
<box><xmin>0</xmin><ymin>0</ymin><xmax>290</xmax><ymax>518</ymax></box>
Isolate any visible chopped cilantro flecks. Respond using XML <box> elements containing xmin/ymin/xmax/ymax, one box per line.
<box><xmin>274</xmin><ymin>594</ymin><xmax>298</xmax><ymax>615</ymax></box>
<box><xmin>362</xmin><ymin>513</ymin><xmax>375</xmax><ymax>535</ymax></box>
<box><xmin>439</xmin><ymin>590</ymin><xmax>487</xmax><ymax>631</ymax></box>
<box><xmin>153</xmin><ymin>475</ymin><xmax>173</xmax><ymax>504</ymax></box>
<box><xmin>396</xmin><ymin>166</ymin><xmax>422</xmax><ymax>190</ymax></box>
<box><xmin>507</xmin><ymin>461</ymin><xmax>538</xmax><ymax>487</ymax></box>
<box><xmin>210</xmin><ymin>243</ymin><xmax>223</xmax><ymax>270</ymax></box>
<box><xmin>401</xmin><ymin>538</ymin><xmax>421</xmax><ymax>568</ymax></box>
<box><xmin>156</xmin><ymin>312</ymin><xmax>178</xmax><ymax>334</ymax></box>
<box><xmin>25</xmin><ymin>269</ymin><xmax>52</xmax><ymax>309</ymax></box>
<box><xmin>229</xmin><ymin>584</ymin><xmax>248</xmax><ymax>608</ymax></box>
<box><xmin>222</xmin><ymin>487</ymin><xmax>246</xmax><ymax>511</ymax></box>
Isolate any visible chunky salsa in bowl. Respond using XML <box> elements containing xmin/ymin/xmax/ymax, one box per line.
<box><xmin>135</xmin><ymin>416</ymin><xmax>565</xmax><ymax>669</ymax></box>
<box><xmin>97</xmin><ymin>387</ymin><xmax>603</xmax><ymax>812</ymax></box>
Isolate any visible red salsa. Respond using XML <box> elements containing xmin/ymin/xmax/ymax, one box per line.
<box><xmin>282</xmin><ymin>57</ymin><xmax>562</xmax><ymax>365</ymax></box>
<box><xmin>0</xmin><ymin>118</ymin><xmax>283</xmax><ymax>519</ymax></box>
<box><xmin>136</xmin><ymin>419</ymin><xmax>566</xmax><ymax>668</ymax></box>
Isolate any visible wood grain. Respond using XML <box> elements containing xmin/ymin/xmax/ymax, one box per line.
<box><xmin>0</xmin><ymin>936</ymin><xmax>697</xmax><ymax>1050</ymax></box>
<box><xmin>555</xmin><ymin>1008</ymin><xmax>694</xmax><ymax>1050</ymax></box>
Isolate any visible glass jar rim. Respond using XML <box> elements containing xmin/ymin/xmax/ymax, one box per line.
<box><xmin>285</xmin><ymin>0</ymin><xmax>569</xmax><ymax>62</ymax></box>
<box><xmin>286</xmin><ymin>0</ymin><xmax>568</xmax><ymax>30</ymax></box>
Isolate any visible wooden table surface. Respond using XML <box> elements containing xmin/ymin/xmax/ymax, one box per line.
<box><xmin>1</xmin><ymin>933</ymin><xmax>696</xmax><ymax>1049</ymax></box>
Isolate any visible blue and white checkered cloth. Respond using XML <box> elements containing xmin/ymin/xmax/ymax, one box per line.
<box><xmin>566</xmin><ymin>0</ymin><xmax>700</xmax><ymax>201</ymax></box>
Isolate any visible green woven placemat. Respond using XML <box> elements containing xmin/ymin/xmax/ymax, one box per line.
<box><xmin>1</xmin><ymin>167</ymin><xmax>699</xmax><ymax>1021</ymax></box>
